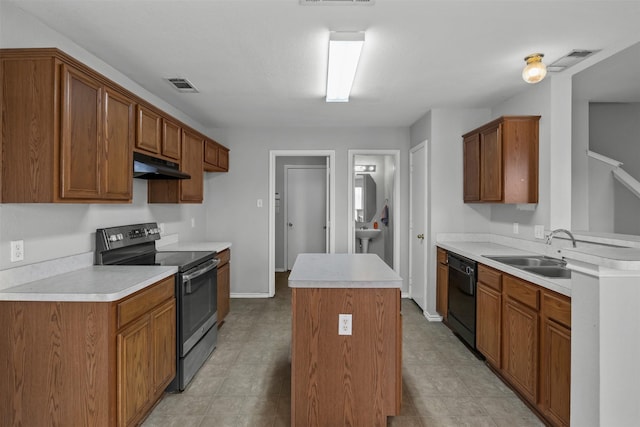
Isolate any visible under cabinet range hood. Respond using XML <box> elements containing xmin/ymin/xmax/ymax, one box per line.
<box><xmin>133</xmin><ymin>152</ymin><xmax>190</xmax><ymax>180</ymax></box>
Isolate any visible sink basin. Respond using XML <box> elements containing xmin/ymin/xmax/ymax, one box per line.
<box><xmin>520</xmin><ymin>266</ymin><xmax>572</xmax><ymax>279</ymax></box>
<box><xmin>355</xmin><ymin>229</ymin><xmax>382</xmax><ymax>239</ymax></box>
<box><xmin>484</xmin><ymin>255</ymin><xmax>571</xmax><ymax>279</ymax></box>
<box><xmin>484</xmin><ymin>255</ymin><xmax>566</xmax><ymax>268</ymax></box>
<box><xmin>355</xmin><ymin>228</ymin><xmax>381</xmax><ymax>253</ymax></box>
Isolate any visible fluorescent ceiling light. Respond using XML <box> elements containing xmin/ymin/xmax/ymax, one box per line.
<box><xmin>326</xmin><ymin>31</ymin><xmax>365</xmax><ymax>103</ymax></box>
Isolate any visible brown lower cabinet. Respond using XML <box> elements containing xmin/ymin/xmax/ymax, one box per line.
<box><xmin>436</xmin><ymin>247</ymin><xmax>448</xmax><ymax>320</ymax></box>
<box><xmin>475</xmin><ymin>262</ymin><xmax>571</xmax><ymax>427</ymax></box>
<box><xmin>217</xmin><ymin>248</ymin><xmax>231</xmax><ymax>326</ymax></box>
<box><xmin>0</xmin><ymin>276</ymin><xmax>176</xmax><ymax>427</ymax></box>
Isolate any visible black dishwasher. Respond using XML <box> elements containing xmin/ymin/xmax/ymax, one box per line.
<box><xmin>447</xmin><ymin>253</ymin><xmax>477</xmax><ymax>350</ymax></box>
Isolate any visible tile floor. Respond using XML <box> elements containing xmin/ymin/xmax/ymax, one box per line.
<box><xmin>143</xmin><ymin>273</ymin><xmax>543</xmax><ymax>427</ymax></box>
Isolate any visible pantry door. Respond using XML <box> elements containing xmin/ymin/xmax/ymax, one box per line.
<box><xmin>409</xmin><ymin>143</ymin><xmax>427</xmax><ymax>310</ymax></box>
<box><xmin>286</xmin><ymin>166</ymin><xmax>327</xmax><ymax>270</ymax></box>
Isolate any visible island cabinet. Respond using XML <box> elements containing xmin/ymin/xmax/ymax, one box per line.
<box><xmin>135</xmin><ymin>104</ymin><xmax>182</xmax><ymax>161</ymax></box>
<box><xmin>473</xmin><ymin>261</ymin><xmax>571</xmax><ymax>427</ymax></box>
<box><xmin>289</xmin><ymin>254</ymin><xmax>402</xmax><ymax>427</ymax></box>
<box><xmin>216</xmin><ymin>248</ymin><xmax>231</xmax><ymax>326</ymax></box>
<box><xmin>1</xmin><ymin>48</ymin><xmax>134</xmax><ymax>203</ymax></box>
<box><xmin>462</xmin><ymin>116</ymin><xmax>540</xmax><ymax>203</ymax></box>
<box><xmin>436</xmin><ymin>247</ymin><xmax>449</xmax><ymax>320</ymax></box>
<box><xmin>147</xmin><ymin>129</ymin><xmax>204</xmax><ymax>203</ymax></box>
<box><xmin>0</xmin><ymin>276</ymin><xmax>176</xmax><ymax>427</ymax></box>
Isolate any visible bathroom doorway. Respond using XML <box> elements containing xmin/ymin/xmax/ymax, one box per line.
<box><xmin>348</xmin><ymin>150</ymin><xmax>400</xmax><ymax>271</ymax></box>
<box><xmin>268</xmin><ymin>150</ymin><xmax>336</xmax><ymax>297</ymax></box>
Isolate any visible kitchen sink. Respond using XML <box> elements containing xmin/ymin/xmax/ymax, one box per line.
<box><xmin>484</xmin><ymin>255</ymin><xmax>571</xmax><ymax>279</ymax></box>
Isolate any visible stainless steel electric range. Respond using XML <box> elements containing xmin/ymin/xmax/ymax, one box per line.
<box><xmin>95</xmin><ymin>222</ymin><xmax>219</xmax><ymax>391</ymax></box>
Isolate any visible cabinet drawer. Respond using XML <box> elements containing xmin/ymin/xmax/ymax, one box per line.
<box><xmin>437</xmin><ymin>248</ymin><xmax>447</xmax><ymax>264</ymax></box>
<box><xmin>504</xmin><ymin>275</ymin><xmax>539</xmax><ymax>310</ymax></box>
<box><xmin>478</xmin><ymin>264</ymin><xmax>502</xmax><ymax>292</ymax></box>
<box><xmin>542</xmin><ymin>291</ymin><xmax>571</xmax><ymax>328</ymax></box>
<box><xmin>117</xmin><ymin>276</ymin><xmax>175</xmax><ymax>329</ymax></box>
<box><xmin>217</xmin><ymin>248</ymin><xmax>230</xmax><ymax>266</ymax></box>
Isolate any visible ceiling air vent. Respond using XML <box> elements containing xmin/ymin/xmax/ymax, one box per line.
<box><xmin>166</xmin><ymin>77</ymin><xmax>199</xmax><ymax>93</ymax></box>
<box><xmin>300</xmin><ymin>0</ymin><xmax>374</xmax><ymax>5</ymax></box>
<box><xmin>547</xmin><ymin>49</ymin><xmax>600</xmax><ymax>72</ymax></box>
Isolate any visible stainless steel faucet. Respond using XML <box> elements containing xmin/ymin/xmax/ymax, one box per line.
<box><xmin>545</xmin><ymin>229</ymin><xmax>577</xmax><ymax>248</ymax></box>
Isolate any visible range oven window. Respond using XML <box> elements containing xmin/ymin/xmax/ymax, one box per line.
<box><xmin>180</xmin><ymin>259</ymin><xmax>218</xmax><ymax>356</ymax></box>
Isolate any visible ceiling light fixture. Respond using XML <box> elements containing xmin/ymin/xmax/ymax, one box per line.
<box><xmin>522</xmin><ymin>53</ymin><xmax>547</xmax><ymax>84</ymax></box>
<box><xmin>326</xmin><ymin>31</ymin><xmax>365</xmax><ymax>102</ymax></box>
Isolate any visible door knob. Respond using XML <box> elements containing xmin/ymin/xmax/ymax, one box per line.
<box><xmin>417</xmin><ymin>234</ymin><xmax>424</xmax><ymax>240</ymax></box>
<box><xmin>288</xmin><ymin>222</ymin><xmax>293</xmax><ymax>227</ymax></box>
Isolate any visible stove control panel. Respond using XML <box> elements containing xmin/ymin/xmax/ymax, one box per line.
<box><xmin>95</xmin><ymin>222</ymin><xmax>162</xmax><ymax>260</ymax></box>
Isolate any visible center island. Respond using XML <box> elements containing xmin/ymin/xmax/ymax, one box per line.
<box><xmin>289</xmin><ymin>253</ymin><xmax>403</xmax><ymax>427</ymax></box>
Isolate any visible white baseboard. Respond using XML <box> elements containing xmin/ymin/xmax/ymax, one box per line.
<box><xmin>230</xmin><ymin>292</ymin><xmax>271</xmax><ymax>298</ymax></box>
<box><xmin>275</xmin><ymin>267</ymin><xmax>287</xmax><ymax>273</ymax></box>
<box><xmin>423</xmin><ymin>310</ymin><xmax>444</xmax><ymax>322</ymax></box>
<box><xmin>401</xmin><ymin>292</ymin><xmax>410</xmax><ymax>298</ymax></box>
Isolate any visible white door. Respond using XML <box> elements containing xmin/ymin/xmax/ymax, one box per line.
<box><xmin>286</xmin><ymin>167</ymin><xmax>327</xmax><ymax>269</ymax></box>
<box><xmin>409</xmin><ymin>144</ymin><xmax>426</xmax><ymax>310</ymax></box>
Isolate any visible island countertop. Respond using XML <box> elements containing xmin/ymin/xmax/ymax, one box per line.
<box><xmin>288</xmin><ymin>253</ymin><xmax>402</xmax><ymax>288</ymax></box>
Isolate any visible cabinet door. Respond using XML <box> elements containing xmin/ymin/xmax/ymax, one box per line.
<box><xmin>436</xmin><ymin>262</ymin><xmax>448</xmax><ymax>320</ymax></box>
<box><xmin>540</xmin><ymin>318</ymin><xmax>570</xmax><ymax>426</ymax></box>
<box><xmin>103</xmin><ymin>87</ymin><xmax>134</xmax><ymax>200</ymax></box>
<box><xmin>151</xmin><ymin>299</ymin><xmax>176</xmax><ymax>394</ymax></box>
<box><xmin>180</xmin><ymin>130</ymin><xmax>204</xmax><ymax>202</ymax></box>
<box><xmin>217</xmin><ymin>262</ymin><xmax>230</xmax><ymax>324</ymax></box>
<box><xmin>60</xmin><ymin>64</ymin><xmax>102</xmax><ymax>199</ymax></box>
<box><xmin>502</xmin><ymin>297</ymin><xmax>538</xmax><ymax>404</ymax></box>
<box><xmin>136</xmin><ymin>105</ymin><xmax>161</xmax><ymax>154</ymax></box>
<box><xmin>476</xmin><ymin>282</ymin><xmax>502</xmax><ymax>368</ymax></box>
<box><xmin>218</xmin><ymin>147</ymin><xmax>229</xmax><ymax>171</ymax></box>
<box><xmin>162</xmin><ymin>118</ymin><xmax>181</xmax><ymax>160</ymax></box>
<box><xmin>463</xmin><ymin>134</ymin><xmax>480</xmax><ymax>202</ymax></box>
<box><xmin>117</xmin><ymin>315</ymin><xmax>152</xmax><ymax>427</ymax></box>
<box><xmin>480</xmin><ymin>124</ymin><xmax>503</xmax><ymax>201</ymax></box>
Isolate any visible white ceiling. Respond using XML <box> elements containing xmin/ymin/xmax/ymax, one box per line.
<box><xmin>7</xmin><ymin>0</ymin><xmax>640</xmax><ymax>128</ymax></box>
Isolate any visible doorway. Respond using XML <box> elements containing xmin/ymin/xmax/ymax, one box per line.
<box><xmin>285</xmin><ymin>165</ymin><xmax>327</xmax><ymax>269</ymax></box>
<box><xmin>347</xmin><ymin>149</ymin><xmax>400</xmax><ymax>272</ymax></box>
<box><xmin>269</xmin><ymin>150</ymin><xmax>336</xmax><ymax>297</ymax></box>
<box><xmin>409</xmin><ymin>142</ymin><xmax>428</xmax><ymax>311</ymax></box>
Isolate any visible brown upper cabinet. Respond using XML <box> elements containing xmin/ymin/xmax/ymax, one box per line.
<box><xmin>147</xmin><ymin>129</ymin><xmax>204</xmax><ymax>203</ymax></box>
<box><xmin>462</xmin><ymin>116</ymin><xmax>540</xmax><ymax>203</ymax></box>
<box><xmin>204</xmin><ymin>139</ymin><xmax>230</xmax><ymax>172</ymax></box>
<box><xmin>1</xmin><ymin>48</ymin><xmax>229</xmax><ymax>205</ymax></box>
<box><xmin>1</xmin><ymin>48</ymin><xmax>134</xmax><ymax>203</ymax></box>
<box><xmin>135</xmin><ymin>104</ymin><xmax>182</xmax><ymax>161</ymax></box>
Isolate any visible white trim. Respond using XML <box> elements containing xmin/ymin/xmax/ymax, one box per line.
<box><xmin>275</xmin><ymin>267</ymin><xmax>287</xmax><ymax>273</ymax></box>
<box><xmin>424</xmin><ymin>311</ymin><xmax>443</xmax><ymax>322</ymax></box>
<box><xmin>587</xmin><ymin>150</ymin><xmax>623</xmax><ymax>168</ymax></box>
<box><xmin>347</xmin><ymin>149</ymin><xmax>401</xmax><ymax>275</ymax></box>
<box><xmin>269</xmin><ymin>150</ymin><xmax>336</xmax><ymax>297</ymax></box>
<box><xmin>401</xmin><ymin>292</ymin><xmax>410</xmax><ymax>299</ymax></box>
<box><xmin>231</xmin><ymin>292</ymin><xmax>271</xmax><ymax>299</ymax></box>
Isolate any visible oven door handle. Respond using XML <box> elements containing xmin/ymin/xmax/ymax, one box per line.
<box><xmin>183</xmin><ymin>259</ymin><xmax>219</xmax><ymax>294</ymax></box>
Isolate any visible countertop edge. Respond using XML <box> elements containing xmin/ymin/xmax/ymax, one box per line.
<box><xmin>0</xmin><ymin>266</ymin><xmax>178</xmax><ymax>302</ymax></box>
<box><xmin>436</xmin><ymin>241</ymin><xmax>572</xmax><ymax>297</ymax></box>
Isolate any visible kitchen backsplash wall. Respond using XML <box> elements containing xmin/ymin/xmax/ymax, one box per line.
<box><xmin>0</xmin><ymin>180</ymin><xmax>208</xmax><ymax>270</ymax></box>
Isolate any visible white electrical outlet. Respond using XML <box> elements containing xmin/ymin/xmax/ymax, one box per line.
<box><xmin>535</xmin><ymin>225</ymin><xmax>545</xmax><ymax>239</ymax></box>
<box><xmin>257</xmin><ymin>199</ymin><xmax>263</xmax><ymax>208</ymax></box>
<box><xmin>338</xmin><ymin>314</ymin><xmax>352</xmax><ymax>336</ymax></box>
<box><xmin>191</xmin><ymin>218</ymin><xmax>195</xmax><ymax>228</ymax></box>
<box><xmin>513</xmin><ymin>222</ymin><xmax>519</xmax><ymax>234</ymax></box>
<box><xmin>10</xmin><ymin>240</ymin><xmax>24</xmax><ymax>262</ymax></box>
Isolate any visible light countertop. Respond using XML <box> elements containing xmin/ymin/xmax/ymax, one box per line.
<box><xmin>289</xmin><ymin>253</ymin><xmax>402</xmax><ymax>289</ymax></box>
<box><xmin>436</xmin><ymin>241</ymin><xmax>572</xmax><ymax>297</ymax></box>
<box><xmin>0</xmin><ymin>266</ymin><xmax>177</xmax><ymax>302</ymax></box>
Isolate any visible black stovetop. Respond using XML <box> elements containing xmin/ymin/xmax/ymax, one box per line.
<box><xmin>116</xmin><ymin>250</ymin><xmax>216</xmax><ymax>272</ymax></box>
